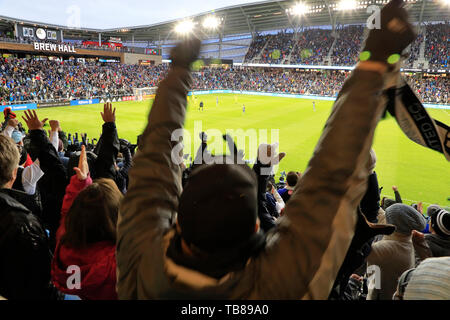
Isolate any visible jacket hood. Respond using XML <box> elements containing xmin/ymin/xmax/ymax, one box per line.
<box><xmin>51</xmin><ymin>241</ymin><xmax>117</xmax><ymax>300</ymax></box>
<box><xmin>0</xmin><ymin>189</ymin><xmax>32</xmax><ymax>214</ymax></box>
<box><xmin>425</xmin><ymin>234</ymin><xmax>450</xmax><ymax>257</ymax></box>
<box><xmin>143</xmin><ymin>229</ymin><xmax>261</xmax><ymax>299</ymax></box>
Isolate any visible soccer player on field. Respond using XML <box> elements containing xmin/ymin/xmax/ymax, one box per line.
<box><xmin>313</xmin><ymin>101</ymin><xmax>316</xmax><ymax>112</ymax></box>
<box><xmin>199</xmin><ymin>101</ymin><xmax>204</xmax><ymax>111</ymax></box>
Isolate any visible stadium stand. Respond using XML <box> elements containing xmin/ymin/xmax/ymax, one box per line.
<box><xmin>1</xmin><ymin>59</ymin><xmax>448</xmax><ymax>104</ymax></box>
<box><xmin>0</xmin><ymin>0</ymin><xmax>449</xmax><ymax>303</ymax></box>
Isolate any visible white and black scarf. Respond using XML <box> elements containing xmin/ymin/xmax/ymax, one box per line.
<box><xmin>384</xmin><ymin>77</ymin><xmax>450</xmax><ymax>161</ymax></box>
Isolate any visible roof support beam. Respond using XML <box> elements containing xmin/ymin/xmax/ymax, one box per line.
<box><xmin>418</xmin><ymin>0</ymin><xmax>427</xmax><ymax>30</ymax></box>
<box><xmin>240</xmin><ymin>7</ymin><xmax>255</xmax><ymax>38</ymax></box>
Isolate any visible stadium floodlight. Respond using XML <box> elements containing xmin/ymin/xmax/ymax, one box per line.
<box><xmin>174</xmin><ymin>20</ymin><xmax>195</xmax><ymax>34</ymax></box>
<box><xmin>202</xmin><ymin>16</ymin><xmax>221</xmax><ymax>30</ymax></box>
<box><xmin>290</xmin><ymin>2</ymin><xmax>309</xmax><ymax>15</ymax></box>
<box><xmin>337</xmin><ymin>0</ymin><xmax>357</xmax><ymax>10</ymax></box>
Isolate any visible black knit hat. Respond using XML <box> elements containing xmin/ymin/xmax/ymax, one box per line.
<box><xmin>178</xmin><ymin>163</ymin><xmax>258</xmax><ymax>253</ymax></box>
<box><xmin>430</xmin><ymin>208</ymin><xmax>450</xmax><ymax>238</ymax></box>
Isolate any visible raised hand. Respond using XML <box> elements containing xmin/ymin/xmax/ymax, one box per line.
<box><xmin>257</xmin><ymin>143</ymin><xmax>286</xmax><ymax>166</ymax></box>
<box><xmin>49</xmin><ymin>120</ymin><xmax>60</xmax><ymax>132</ymax></box>
<box><xmin>417</xmin><ymin>202</ymin><xmax>423</xmax><ymax>214</ymax></box>
<box><xmin>360</xmin><ymin>0</ymin><xmax>416</xmax><ymax>66</ymax></box>
<box><xmin>8</xmin><ymin>118</ymin><xmax>19</xmax><ymax>128</ymax></box>
<box><xmin>73</xmin><ymin>145</ymin><xmax>89</xmax><ymax>181</ymax></box>
<box><xmin>101</xmin><ymin>102</ymin><xmax>116</xmax><ymax>123</ymax></box>
<box><xmin>392</xmin><ymin>185</ymin><xmax>398</xmax><ymax>192</ymax></box>
<box><xmin>21</xmin><ymin>110</ymin><xmax>48</xmax><ymax>130</ymax></box>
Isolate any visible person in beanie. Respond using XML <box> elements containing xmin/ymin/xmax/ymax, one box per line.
<box><xmin>403</xmin><ymin>257</ymin><xmax>450</xmax><ymax>300</ymax></box>
<box><xmin>1</xmin><ymin>107</ymin><xmax>16</xmax><ymax>131</ymax></box>
<box><xmin>117</xmin><ymin>0</ymin><xmax>418</xmax><ymax>299</ymax></box>
<box><xmin>413</xmin><ymin>206</ymin><xmax>450</xmax><ymax>259</ymax></box>
<box><xmin>367</xmin><ymin>203</ymin><xmax>427</xmax><ymax>300</ymax></box>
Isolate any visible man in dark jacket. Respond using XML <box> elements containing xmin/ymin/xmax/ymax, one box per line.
<box><xmin>117</xmin><ymin>1</ymin><xmax>417</xmax><ymax>299</ymax></box>
<box><xmin>0</xmin><ymin>135</ymin><xmax>58</xmax><ymax>300</ymax></box>
<box><xmin>425</xmin><ymin>206</ymin><xmax>450</xmax><ymax>257</ymax></box>
<box><xmin>22</xmin><ymin>111</ymin><xmax>68</xmax><ymax>249</ymax></box>
<box><xmin>93</xmin><ymin>102</ymin><xmax>130</xmax><ymax>194</ymax></box>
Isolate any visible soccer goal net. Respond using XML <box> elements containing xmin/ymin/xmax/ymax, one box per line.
<box><xmin>133</xmin><ymin>87</ymin><xmax>157</xmax><ymax>101</ymax></box>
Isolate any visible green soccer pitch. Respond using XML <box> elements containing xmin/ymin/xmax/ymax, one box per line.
<box><xmin>13</xmin><ymin>94</ymin><xmax>450</xmax><ymax>208</ymax></box>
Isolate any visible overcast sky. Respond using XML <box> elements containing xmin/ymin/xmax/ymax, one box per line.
<box><xmin>0</xmin><ymin>0</ymin><xmax>264</xmax><ymax>29</ymax></box>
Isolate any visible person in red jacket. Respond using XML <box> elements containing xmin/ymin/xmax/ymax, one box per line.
<box><xmin>51</xmin><ymin>128</ymin><xmax>122</xmax><ymax>300</ymax></box>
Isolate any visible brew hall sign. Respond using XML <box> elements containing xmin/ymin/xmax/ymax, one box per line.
<box><xmin>33</xmin><ymin>42</ymin><xmax>76</xmax><ymax>53</ymax></box>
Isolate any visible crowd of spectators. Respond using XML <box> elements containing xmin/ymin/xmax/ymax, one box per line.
<box><xmin>254</xmin><ymin>31</ymin><xmax>295</xmax><ymax>64</ymax></box>
<box><xmin>0</xmin><ymin>7</ymin><xmax>450</xmax><ymax>300</ymax></box>
<box><xmin>331</xmin><ymin>25</ymin><xmax>364</xmax><ymax>66</ymax></box>
<box><xmin>0</xmin><ymin>58</ymin><xmax>167</xmax><ymax>103</ymax></box>
<box><xmin>424</xmin><ymin>22</ymin><xmax>449</xmax><ymax>70</ymax></box>
<box><xmin>290</xmin><ymin>28</ymin><xmax>334</xmax><ymax>65</ymax></box>
<box><xmin>243</xmin><ymin>23</ymin><xmax>449</xmax><ymax>69</ymax></box>
<box><xmin>406</xmin><ymin>74</ymin><xmax>449</xmax><ymax>104</ymax></box>
<box><xmin>243</xmin><ymin>33</ymin><xmax>271</xmax><ymax>62</ymax></box>
<box><xmin>405</xmin><ymin>33</ymin><xmax>424</xmax><ymax>68</ymax></box>
<box><xmin>193</xmin><ymin>68</ymin><xmax>347</xmax><ymax>97</ymax></box>
<box><xmin>1</xmin><ymin>57</ymin><xmax>448</xmax><ymax>104</ymax></box>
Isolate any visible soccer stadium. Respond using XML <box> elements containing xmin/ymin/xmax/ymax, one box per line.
<box><xmin>0</xmin><ymin>0</ymin><xmax>449</xmax><ymax>304</ymax></box>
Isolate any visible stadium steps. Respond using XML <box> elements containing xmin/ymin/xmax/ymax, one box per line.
<box><xmin>283</xmin><ymin>37</ymin><xmax>297</xmax><ymax>64</ymax></box>
<box><xmin>325</xmin><ymin>36</ymin><xmax>338</xmax><ymax>66</ymax></box>
<box><xmin>419</xmin><ymin>31</ymin><xmax>426</xmax><ymax>60</ymax></box>
<box><xmin>252</xmin><ymin>38</ymin><xmax>270</xmax><ymax>63</ymax></box>
<box><xmin>414</xmin><ymin>29</ymin><xmax>429</xmax><ymax>69</ymax></box>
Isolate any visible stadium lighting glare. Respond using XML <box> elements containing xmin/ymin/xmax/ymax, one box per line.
<box><xmin>202</xmin><ymin>16</ymin><xmax>220</xmax><ymax>30</ymax></box>
<box><xmin>441</xmin><ymin>0</ymin><xmax>450</xmax><ymax>5</ymax></box>
<box><xmin>337</xmin><ymin>0</ymin><xmax>357</xmax><ymax>10</ymax></box>
<box><xmin>290</xmin><ymin>3</ymin><xmax>309</xmax><ymax>15</ymax></box>
<box><xmin>174</xmin><ymin>20</ymin><xmax>195</xmax><ymax>34</ymax></box>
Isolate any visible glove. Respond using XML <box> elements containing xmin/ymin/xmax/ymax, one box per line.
<box><xmin>360</xmin><ymin>0</ymin><xmax>416</xmax><ymax>66</ymax></box>
<box><xmin>170</xmin><ymin>37</ymin><xmax>202</xmax><ymax>69</ymax></box>
<box><xmin>351</xmin><ymin>210</ymin><xmax>396</xmax><ymax>249</ymax></box>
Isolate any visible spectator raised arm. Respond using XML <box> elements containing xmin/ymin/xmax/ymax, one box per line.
<box><xmin>22</xmin><ymin>110</ymin><xmax>68</xmax><ymax>247</ymax></box>
<box><xmin>117</xmin><ymin>1</ymin><xmax>417</xmax><ymax>300</ymax></box>
<box><xmin>94</xmin><ymin>103</ymin><xmax>120</xmax><ymax>180</ymax></box>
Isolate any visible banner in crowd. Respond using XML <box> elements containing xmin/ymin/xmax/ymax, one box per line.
<box><xmin>0</xmin><ymin>103</ymin><xmax>37</xmax><ymax>112</ymax></box>
<box><xmin>187</xmin><ymin>90</ymin><xmax>450</xmax><ymax>109</ymax></box>
<box><xmin>122</xmin><ymin>96</ymin><xmax>136</xmax><ymax>101</ymax></box>
<box><xmin>385</xmin><ymin>78</ymin><xmax>450</xmax><ymax>161</ymax></box>
<box><xmin>37</xmin><ymin>101</ymin><xmax>71</xmax><ymax>108</ymax></box>
<box><xmin>188</xmin><ymin>90</ymin><xmax>336</xmax><ymax>102</ymax></box>
<box><xmin>70</xmin><ymin>99</ymin><xmax>100</xmax><ymax>106</ymax></box>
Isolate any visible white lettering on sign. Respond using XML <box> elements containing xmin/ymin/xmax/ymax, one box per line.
<box><xmin>33</xmin><ymin>42</ymin><xmax>76</xmax><ymax>53</ymax></box>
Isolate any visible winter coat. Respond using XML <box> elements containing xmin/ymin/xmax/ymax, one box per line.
<box><xmin>425</xmin><ymin>234</ymin><xmax>450</xmax><ymax>257</ymax></box>
<box><xmin>27</xmin><ymin>129</ymin><xmax>68</xmax><ymax>246</ymax></box>
<box><xmin>0</xmin><ymin>189</ymin><xmax>57</xmax><ymax>300</ymax></box>
<box><xmin>51</xmin><ymin>175</ymin><xmax>117</xmax><ymax>300</ymax></box>
<box><xmin>367</xmin><ymin>233</ymin><xmax>416</xmax><ymax>300</ymax></box>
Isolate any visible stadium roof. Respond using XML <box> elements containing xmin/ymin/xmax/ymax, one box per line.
<box><xmin>1</xmin><ymin>0</ymin><xmax>448</xmax><ymax>42</ymax></box>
